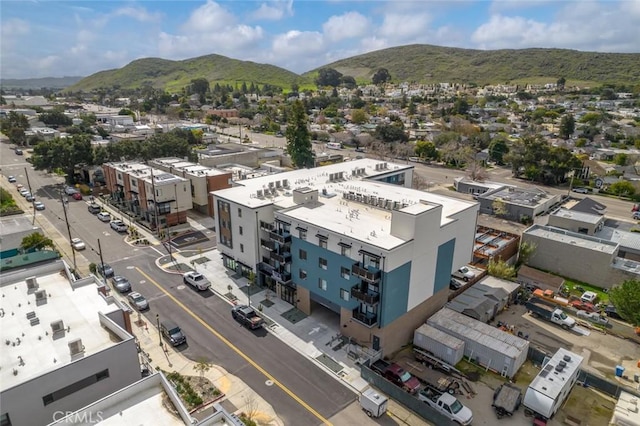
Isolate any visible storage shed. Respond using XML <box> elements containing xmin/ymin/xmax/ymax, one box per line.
<box><xmin>427</xmin><ymin>308</ymin><xmax>529</xmax><ymax>378</ymax></box>
<box><xmin>478</xmin><ymin>276</ymin><xmax>520</xmax><ymax>304</ymax></box>
<box><xmin>413</xmin><ymin>324</ymin><xmax>465</xmax><ymax>366</ymax></box>
<box><xmin>446</xmin><ymin>290</ymin><xmax>498</xmax><ymax>323</ymax></box>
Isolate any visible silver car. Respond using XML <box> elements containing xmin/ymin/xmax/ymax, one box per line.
<box><xmin>127</xmin><ymin>292</ymin><xmax>149</xmax><ymax>311</ymax></box>
<box><xmin>111</xmin><ymin>275</ymin><xmax>131</xmax><ymax>293</ymax></box>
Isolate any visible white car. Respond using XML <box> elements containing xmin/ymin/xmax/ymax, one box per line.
<box><xmin>581</xmin><ymin>291</ymin><xmax>598</xmax><ymax>304</ymax></box>
<box><xmin>19</xmin><ymin>188</ymin><xmax>30</xmax><ymax>197</ymax></box>
<box><xmin>71</xmin><ymin>238</ymin><xmax>86</xmax><ymax>251</ymax></box>
<box><xmin>97</xmin><ymin>212</ymin><xmax>111</xmax><ymax>222</ymax></box>
<box><xmin>572</xmin><ymin>187</ymin><xmax>589</xmax><ymax>194</ymax></box>
<box><xmin>64</xmin><ymin>186</ymin><xmax>79</xmax><ymax>195</ymax></box>
<box><xmin>576</xmin><ymin>310</ymin><xmax>609</xmax><ymax>325</ymax></box>
<box><xmin>110</xmin><ymin>220</ymin><xmax>128</xmax><ymax>232</ymax></box>
<box><xmin>458</xmin><ymin>266</ymin><xmax>476</xmax><ymax>282</ymax></box>
<box><xmin>183</xmin><ymin>271</ymin><xmax>211</xmax><ymax>290</ymax></box>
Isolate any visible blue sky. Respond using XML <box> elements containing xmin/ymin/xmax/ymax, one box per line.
<box><xmin>1</xmin><ymin>0</ymin><xmax>639</xmax><ymax>79</ymax></box>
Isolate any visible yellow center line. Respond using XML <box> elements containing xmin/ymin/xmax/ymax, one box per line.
<box><xmin>135</xmin><ymin>267</ymin><xmax>332</xmax><ymax>426</ymax></box>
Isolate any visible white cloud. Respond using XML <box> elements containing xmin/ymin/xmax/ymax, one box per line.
<box><xmin>113</xmin><ymin>6</ymin><xmax>162</xmax><ymax>23</ymax></box>
<box><xmin>379</xmin><ymin>12</ymin><xmax>432</xmax><ymax>41</ymax></box>
<box><xmin>158</xmin><ymin>25</ymin><xmax>264</xmax><ymax>59</ymax></box>
<box><xmin>182</xmin><ymin>1</ymin><xmax>236</xmax><ymax>33</ymax></box>
<box><xmin>1</xmin><ymin>18</ymin><xmax>30</xmax><ymax>37</ymax></box>
<box><xmin>250</xmin><ymin>0</ymin><xmax>293</xmax><ymax>21</ymax></box>
<box><xmin>272</xmin><ymin>30</ymin><xmax>325</xmax><ymax>57</ymax></box>
<box><xmin>322</xmin><ymin>12</ymin><xmax>370</xmax><ymax>42</ymax></box>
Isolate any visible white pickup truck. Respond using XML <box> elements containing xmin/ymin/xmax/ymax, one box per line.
<box><xmin>183</xmin><ymin>271</ymin><xmax>211</xmax><ymax>290</ymax></box>
<box><xmin>418</xmin><ymin>386</ymin><xmax>473</xmax><ymax>425</ymax></box>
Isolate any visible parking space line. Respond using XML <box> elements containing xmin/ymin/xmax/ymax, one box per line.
<box><xmin>135</xmin><ymin>267</ymin><xmax>333</xmax><ymax>426</ymax></box>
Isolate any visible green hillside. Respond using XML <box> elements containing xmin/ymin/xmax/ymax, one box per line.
<box><xmin>305</xmin><ymin>44</ymin><xmax>640</xmax><ymax>86</ymax></box>
<box><xmin>1</xmin><ymin>76</ymin><xmax>83</xmax><ymax>90</ymax></box>
<box><xmin>69</xmin><ymin>54</ymin><xmax>309</xmax><ymax>92</ymax></box>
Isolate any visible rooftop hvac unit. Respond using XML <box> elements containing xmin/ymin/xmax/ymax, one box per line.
<box><xmin>26</xmin><ymin>277</ymin><xmax>38</xmax><ymax>291</ymax></box>
<box><xmin>563</xmin><ymin>355</ymin><xmax>572</xmax><ymax>362</ymax></box>
<box><xmin>393</xmin><ymin>201</ymin><xmax>400</xmax><ymax>210</ymax></box>
<box><xmin>276</xmin><ymin>180</ymin><xmax>282</xmax><ymax>188</ymax></box>
<box><xmin>339</xmin><ymin>172</ymin><xmax>344</xmax><ymax>180</ymax></box>
<box><xmin>363</xmin><ymin>195</ymin><xmax>370</xmax><ymax>204</ymax></box>
<box><xmin>51</xmin><ymin>320</ymin><xmax>65</xmax><ymax>334</ymax></box>
<box><xmin>257</xmin><ymin>189</ymin><xmax>263</xmax><ymax>198</ymax></box>
<box><xmin>322</xmin><ymin>188</ymin><xmax>327</xmax><ymax>195</ymax></box>
<box><xmin>35</xmin><ymin>290</ymin><xmax>47</xmax><ymax>302</ymax></box>
<box><xmin>383</xmin><ymin>162</ymin><xmax>388</xmax><ymax>169</ymax></box>
<box><xmin>343</xmin><ymin>192</ymin><xmax>348</xmax><ymax>199</ymax></box>
<box><xmin>283</xmin><ymin>179</ymin><xmax>289</xmax><ymax>188</ymax></box>
<box><xmin>555</xmin><ymin>364</ymin><xmax>564</xmax><ymax>372</ymax></box>
<box><xmin>68</xmin><ymin>338</ymin><xmax>85</xmax><ymax>356</ymax></box>
<box><xmin>268</xmin><ymin>182</ymin><xmax>274</xmax><ymax>189</ymax></box>
<box><xmin>360</xmin><ymin>168</ymin><xmax>366</xmax><ymax>175</ymax></box>
<box><xmin>385</xmin><ymin>199</ymin><xmax>393</xmax><ymax>210</ymax></box>
<box><xmin>378</xmin><ymin>197</ymin><xmax>385</xmax><ymax>206</ymax></box>
<box><xmin>369</xmin><ymin>197</ymin><xmax>376</xmax><ymax>206</ymax></box>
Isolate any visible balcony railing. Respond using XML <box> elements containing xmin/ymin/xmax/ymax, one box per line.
<box><xmin>269</xmin><ymin>230</ymin><xmax>291</xmax><ymax>244</ymax></box>
<box><xmin>351</xmin><ymin>263</ymin><xmax>381</xmax><ymax>282</ymax></box>
<box><xmin>350</xmin><ymin>286</ymin><xmax>380</xmax><ymax>305</ymax></box>
<box><xmin>260</xmin><ymin>221</ymin><xmax>275</xmax><ymax>232</ymax></box>
<box><xmin>260</xmin><ymin>239</ymin><xmax>276</xmax><ymax>251</ymax></box>
<box><xmin>352</xmin><ymin>308</ymin><xmax>378</xmax><ymax>327</ymax></box>
<box><xmin>270</xmin><ymin>251</ymin><xmax>291</xmax><ymax>264</ymax></box>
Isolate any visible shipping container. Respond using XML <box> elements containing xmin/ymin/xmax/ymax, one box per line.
<box><xmin>413</xmin><ymin>324</ymin><xmax>465</xmax><ymax>366</ymax></box>
<box><xmin>427</xmin><ymin>308</ymin><xmax>529</xmax><ymax>378</ymax></box>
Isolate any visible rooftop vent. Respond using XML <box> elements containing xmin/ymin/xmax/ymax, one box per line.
<box><xmin>68</xmin><ymin>338</ymin><xmax>85</xmax><ymax>356</ymax></box>
<box><xmin>35</xmin><ymin>290</ymin><xmax>47</xmax><ymax>303</ymax></box>
<box><xmin>283</xmin><ymin>179</ymin><xmax>289</xmax><ymax>188</ymax></box>
<box><xmin>257</xmin><ymin>189</ymin><xmax>264</xmax><ymax>198</ymax></box>
<box><xmin>26</xmin><ymin>276</ymin><xmax>38</xmax><ymax>291</ymax></box>
<box><xmin>51</xmin><ymin>320</ymin><xmax>65</xmax><ymax>334</ymax></box>
<box><xmin>555</xmin><ymin>364</ymin><xmax>564</xmax><ymax>372</ymax></box>
<box><xmin>563</xmin><ymin>355</ymin><xmax>572</xmax><ymax>363</ymax></box>
<box><xmin>559</xmin><ymin>360</ymin><xmax>567</xmax><ymax>369</ymax></box>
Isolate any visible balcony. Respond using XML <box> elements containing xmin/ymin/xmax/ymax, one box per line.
<box><xmin>270</xmin><ymin>251</ymin><xmax>291</xmax><ymax>264</ymax></box>
<box><xmin>350</xmin><ymin>286</ymin><xmax>380</xmax><ymax>305</ymax></box>
<box><xmin>269</xmin><ymin>230</ymin><xmax>291</xmax><ymax>244</ymax></box>
<box><xmin>352</xmin><ymin>308</ymin><xmax>378</xmax><ymax>327</ymax></box>
<box><xmin>260</xmin><ymin>239</ymin><xmax>276</xmax><ymax>251</ymax></box>
<box><xmin>260</xmin><ymin>221</ymin><xmax>275</xmax><ymax>232</ymax></box>
<box><xmin>351</xmin><ymin>263</ymin><xmax>381</xmax><ymax>283</ymax></box>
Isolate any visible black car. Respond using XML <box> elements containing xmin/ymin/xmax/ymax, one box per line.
<box><xmin>160</xmin><ymin>320</ymin><xmax>187</xmax><ymax>346</ymax></box>
<box><xmin>449</xmin><ymin>279</ymin><xmax>463</xmax><ymax>290</ymax></box>
<box><xmin>14</xmin><ymin>148</ymin><xmax>23</xmax><ymax>155</ymax></box>
<box><xmin>87</xmin><ymin>203</ymin><xmax>101</xmax><ymax>214</ymax></box>
<box><xmin>604</xmin><ymin>305</ymin><xmax>622</xmax><ymax>320</ymax></box>
<box><xmin>96</xmin><ymin>263</ymin><xmax>114</xmax><ymax>278</ymax></box>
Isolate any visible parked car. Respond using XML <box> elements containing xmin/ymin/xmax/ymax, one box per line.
<box><xmin>14</xmin><ymin>148</ymin><xmax>23</xmax><ymax>155</ymax></box>
<box><xmin>97</xmin><ymin>212</ymin><xmax>111</xmax><ymax>222</ymax></box>
<box><xmin>33</xmin><ymin>201</ymin><xmax>45</xmax><ymax>211</ymax></box>
<box><xmin>87</xmin><ymin>203</ymin><xmax>101</xmax><ymax>214</ymax></box>
<box><xmin>580</xmin><ymin>291</ymin><xmax>598</xmax><ymax>304</ymax></box>
<box><xmin>449</xmin><ymin>279</ymin><xmax>463</xmax><ymax>290</ymax></box>
<box><xmin>633</xmin><ymin>211</ymin><xmax>640</xmax><ymax>220</ymax></box>
<box><xmin>110</xmin><ymin>220</ymin><xmax>128</xmax><ymax>232</ymax></box>
<box><xmin>568</xmin><ymin>299</ymin><xmax>597</xmax><ymax>313</ymax></box>
<box><xmin>71</xmin><ymin>192</ymin><xmax>83</xmax><ymax>200</ymax></box>
<box><xmin>7</xmin><ymin>175</ymin><xmax>16</xmax><ymax>183</ymax></box>
<box><xmin>633</xmin><ymin>203</ymin><xmax>640</xmax><ymax>212</ymax></box>
<box><xmin>19</xmin><ymin>188</ymin><xmax>30</xmax><ymax>197</ymax></box>
<box><xmin>25</xmin><ymin>193</ymin><xmax>35</xmax><ymax>202</ymax></box>
<box><xmin>576</xmin><ymin>310</ymin><xmax>609</xmax><ymax>325</ymax></box>
<box><xmin>160</xmin><ymin>320</ymin><xmax>187</xmax><ymax>346</ymax></box>
<box><xmin>111</xmin><ymin>276</ymin><xmax>131</xmax><ymax>293</ymax></box>
<box><xmin>458</xmin><ymin>266</ymin><xmax>476</xmax><ymax>282</ymax></box>
<box><xmin>71</xmin><ymin>238</ymin><xmax>86</xmax><ymax>251</ymax></box>
<box><xmin>127</xmin><ymin>292</ymin><xmax>149</xmax><ymax>311</ymax></box>
<box><xmin>231</xmin><ymin>305</ymin><xmax>265</xmax><ymax>329</ymax></box>
<box><xmin>604</xmin><ymin>305</ymin><xmax>623</xmax><ymax>320</ymax></box>
<box><xmin>572</xmin><ymin>187</ymin><xmax>589</xmax><ymax>194</ymax></box>
<box><xmin>183</xmin><ymin>271</ymin><xmax>211</xmax><ymax>290</ymax></box>
<box><xmin>64</xmin><ymin>186</ymin><xmax>78</xmax><ymax>195</ymax></box>
<box><xmin>96</xmin><ymin>263</ymin><xmax>114</xmax><ymax>278</ymax></box>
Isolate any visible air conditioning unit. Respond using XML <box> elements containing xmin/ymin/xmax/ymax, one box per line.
<box><xmin>35</xmin><ymin>290</ymin><xmax>47</xmax><ymax>302</ymax></box>
<box><xmin>283</xmin><ymin>179</ymin><xmax>289</xmax><ymax>188</ymax></box>
<box><xmin>26</xmin><ymin>277</ymin><xmax>38</xmax><ymax>291</ymax></box>
<box><xmin>51</xmin><ymin>320</ymin><xmax>65</xmax><ymax>334</ymax></box>
<box><xmin>68</xmin><ymin>338</ymin><xmax>85</xmax><ymax>356</ymax></box>
<box><xmin>276</xmin><ymin>180</ymin><xmax>282</xmax><ymax>188</ymax></box>
<box><xmin>257</xmin><ymin>190</ymin><xmax>263</xmax><ymax>198</ymax></box>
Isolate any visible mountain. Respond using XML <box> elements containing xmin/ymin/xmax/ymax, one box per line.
<box><xmin>304</xmin><ymin>44</ymin><xmax>640</xmax><ymax>86</ymax></box>
<box><xmin>69</xmin><ymin>55</ymin><xmax>307</xmax><ymax>92</ymax></box>
<box><xmin>1</xmin><ymin>76</ymin><xmax>83</xmax><ymax>90</ymax></box>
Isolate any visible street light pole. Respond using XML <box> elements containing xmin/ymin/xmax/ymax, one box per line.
<box><xmin>97</xmin><ymin>238</ymin><xmax>107</xmax><ymax>286</ymax></box>
<box><xmin>24</xmin><ymin>167</ymin><xmax>36</xmax><ymax>225</ymax></box>
<box><xmin>156</xmin><ymin>314</ymin><xmax>162</xmax><ymax>347</ymax></box>
<box><xmin>60</xmin><ymin>191</ymin><xmax>77</xmax><ymax>272</ymax></box>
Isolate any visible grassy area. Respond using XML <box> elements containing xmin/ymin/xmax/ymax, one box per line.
<box><xmin>562</xmin><ymin>279</ymin><xmax>610</xmax><ymax>304</ymax></box>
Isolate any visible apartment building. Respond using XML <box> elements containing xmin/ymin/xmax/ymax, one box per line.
<box><xmin>103</xmin><ymin>162</ymin><xmax>193</xmax><ymax>230</ymax></box>
<box><xmin>212</xmin><ymin>159</ymin><xmax>478</xmax><ymax>353</ymax></box>
<box><xmin>0</xmin><ymin>261</ymin><xmax>140</xmax><ymax>426</ymax></box>
<box><xmin>150</xmin><ymin>158</ymin><xmax>232</xmax><ymax>216</ymax></box>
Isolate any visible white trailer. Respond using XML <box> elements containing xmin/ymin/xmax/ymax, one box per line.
<box><xmin>414</xmin><ymin>323</ymin><xmax>465</xmax><ymax>366</ymax></box>
<box><xmin>523</xmin><ymin>348</ymin><xmax>584</xmax><ymax>420</ymax></box>
<box><xmin>359</xmin><ymin>388</ymin><xmax>388</xmax><ymax>418</ymax></box>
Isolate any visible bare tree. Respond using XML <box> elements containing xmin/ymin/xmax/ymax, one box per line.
<box><xmin>242</xmin><ymin>393</ymin><xmax>260</xmax><ymax>422</ymax></box>
<box><xmin>193</xmin><ymin>358</ymin><xmax>212</xmax><ymax>385</ymax></box>
<box><xmin>466</xmin><ymin>158</ymin><xmax>488</xmax><ymax>182</ymax></box>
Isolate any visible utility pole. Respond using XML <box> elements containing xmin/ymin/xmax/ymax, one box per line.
<box><xmin>60</xmin><ymin>191</ymin><xmax>77</xmax><ymax>272</ymax></box>
<box><xmin>24</xmin><ymin>167</ymin><xmax>36</xmax><ymax>225</ymax></box>
<box><xmin>97</xmin><ymin>238</ymin><xmax>107</xmax><ymax>286</ymax></box>
<box><xmin>156</xmin><ymin>314</ymin><xmax>162</xmax><ymax>347</ymax></box>
<box><xmin>150</xmin><ymin>168</ymin><xmax>160</xmax><ymax>236</ymax></box>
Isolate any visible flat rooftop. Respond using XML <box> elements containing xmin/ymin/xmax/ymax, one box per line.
<box><xmin>1</xmin><ymin>268</ymin><xmax>122</xmax><ymax>390</ymax></box>
<box><xmin>152</xmin><ymin>158</ymin><xmax>228</xmax><ymax>177</ymax></box>
<box><xmin>525</xmin><ymin>224</ymin><xmax>618</xmax><ymax>254</ymax></box>
<box><xmin>0</xmin><ymin>214</ymin><xmax>40</xmax><ymax>236</ymax></box>
<box><xmin>550</xmin><ymin>208</ymin><xmax>602</xmax><ymax>224</ymax></box>
<box><xmin>481</xmin><ymin>186</ymin><xmax>552</xmax><ymax>206</ymax></box>
<box><xmin>108</xmin><ymin>162</ymin><xmax>188</xmax><ymax>186</ymax></box>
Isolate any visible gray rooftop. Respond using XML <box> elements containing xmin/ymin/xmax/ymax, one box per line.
<box><xmin>550</xmin><ymin>208</ymin><xmax>603</xmax><ymax>224</ymax></box>
<box><xmin>524</xmin><ymin>225</ymin><xmax>618</xmax><ymax>254</ymax></box>
<box><xmin>596</xmin><ymin>226</ymin><xmax>640</xmax><ymax>252</ymax></box>
<box><xmin>481</xmin><ymin>186</ymin><xmax>552</xmax><ymax>206</ymax></box>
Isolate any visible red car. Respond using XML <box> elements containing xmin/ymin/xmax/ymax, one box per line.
<box><xmin>569</xmin><ymin>299</ymin><xmax>597</xmax><ymax>313</ymax></box>
<box><xmin>71</xmin><ymin>192</ymin><xmax>83</xmax><ymax>200</ymax></box>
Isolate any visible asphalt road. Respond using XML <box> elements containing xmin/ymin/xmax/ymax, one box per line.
<box><xmin>0</xmin><ymin>142</ymin><xmax>356</xmax><ymax>425</ymax></box>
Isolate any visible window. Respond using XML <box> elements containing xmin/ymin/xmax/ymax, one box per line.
<box><xmin>156</xmin><ymin>189</ymin><xmax>162</xmax><ymax>197</ymax></box>
<box><xmin>341</xmin><ymin>245</ymin><xmax>350</xmax><ymax>257</ymax></box>
<box><xmin>131</xmin><ymin>180</ymin><xmax>137</xmax><ymax>187</ymax></box>
<box><xmin>117</xmin><ymin>172</ymin><xmax>122</xmax><ymax>180</ymax></box>
<box><xmin>341</xmin><ymin>267</ymin><xmax>350</xmax><ymax>279</ymax></box>
<box><xmin>319</xmin><ymin>258</ymin><xmax>327</xmax><ymax>270</ymax></box>
<box><xmin>240</xmin><ymin>244</ymin><xmax>244</xmax><ymax>253</ymax></box>
<box><xmin>299</xmin><ymin>269</ymin><xmax>307</xmax><ymax>280</ymax></box>
<box><xmin>340</xmin><ymin>288</ymin><xmax>350</xmax><ymax>301</ymax></box>
<box><xmin>299</xmin><ymin>249</ymin><xmax>307</xmax><ymax>260</ymax></box>
<box><xmin>42</xmin><ymin>369</ymin><xmax>110</xmax><ymax>406</ymax></box>
<box><xmin>299</xmin><ymin>229</ymin><xmax>307</xmax><ymax>240</ymax></box>
<box><xmin>318</xmin><ymin>278</ymin><xmax>327</xmax><ymax>291</ymax></box>
<box><xmin>0</xmin><ymin>413</ymin><xmax>11</xmax><ymax>426</ymax></box>
<box><xmin>238</xmin><ymin>208</ymin><xmax>242</xmax><ymax>217</ymax></box>
<box><xmin>239</xmin><ymin>226</ymin><xmax>243</xmax><ymax>235</ymax></box>
<box><xmin>319</xmin><ymin>239</ymin><xmax>327</xmax><ymax>249</ymax></box>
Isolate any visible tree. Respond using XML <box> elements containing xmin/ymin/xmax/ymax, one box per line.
<box><xmin>559</xmin><ymin>114</ymin><xmax>575</xmax><ymax>139</ymax></box>
<box><xmin>517</xmin><ymin>241</ymin><xmax>537</xmax><ymax>267</ymax></box>
<box><xmin>39</xmin><ymin>111</ymin><xmax>72</xmax><ymax>127</ymax></box>
<box><xmin>315</xmin><ymin>68</ymin><xmax>342</xmax><ymax>88</ymax></box>
<box><xmin>189</xmin><ymin>78</ymin><xmax>209</xmax><ymax>96</ymax></box>
<box><xmin>614</xmin><ymin>153</ymin><xmax>628</xmax><ymax>166</ymax></box>
<box><xmin>20</xmin><ymin>232</ymin><xmax>55</xmax><ymax>252</ymax></box>
<box><xmin>193</xmin><ymin>358</ymin><xmax>213</xmax><ymax>385</ymax></box>
<box><xmin>285</xmin><ymin>100</ymin><xmax>313</xmax><ymax>168</ymax></box>
<box><xmin>487</xmin><ymin>258</ymin><xmax>516</xmax><ymax>279</ymax></box>
<box><xmin>608</xmin><ymin>280</ymin><xmax>640</xmax><ymax>325</ymax></box>
<box><xmin>31</xmin><ymin>135</ymin><xmax>93</xmax><ymax>184</ymax></box>
<box><xmin>372</xmin><ymin>68</ymin><xmax>391</xmax><ymax>85</ymax></box>
<box><xmin>492</xmin><ymin>198</ymin><xmax>509</xmax><ymax>217</ymax></box>
<box><xmin>350</xmin><ymin>109</ymin><xmax>368</xmax><ymax>125</ymax></box>
<box><xmin>488</xmin><ymin>136</ymin><xmax>509</xmax><ymax>165</ymax></box>
<box><xmin>557</xmin><ymin>76</ymin><xmax>566</xmax><ymax>90</ymax></box>
<box><xmin>340</xmin><ymin>75</ymin><xmax>356</xmax><ymax>89</ymax></box>
<box><xmin>609</xmin><ymin>180</ymin><xmax>635</xmax><ymax>197</ymax></box>
<box><xmin>0</xmin><ymin>111</ymin><xmax>29</xmax><ymax>137</ymax></box>
<box><xmin>415</xmin><ymin>140</ymin><xmax>437</xmax><ymax>160</ymax></box>
<box><xmin>374</xmin><ymin>123</ymin><xmax>408</xmax><ymax>143</ymax></box>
